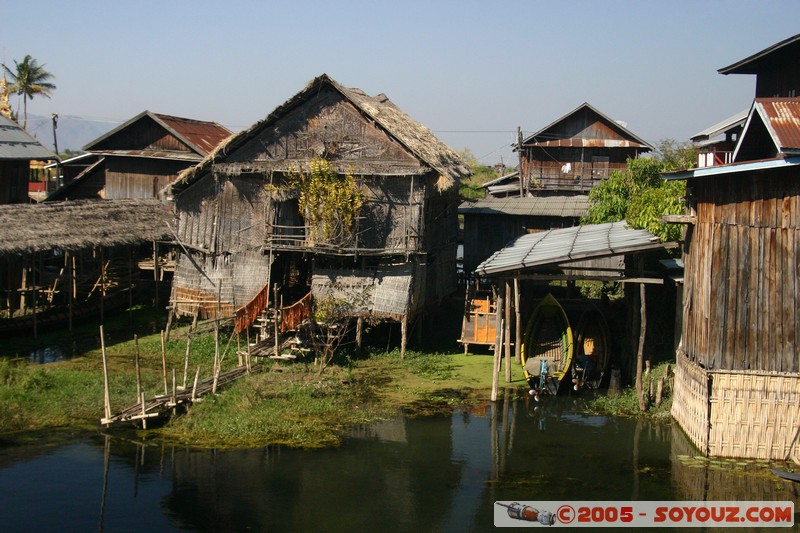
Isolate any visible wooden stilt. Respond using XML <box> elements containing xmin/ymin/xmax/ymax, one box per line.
<box><xmin>245</xmin><ymin>326</ymin><xmax>252</xmax><ymax>373</ymax></box>
<box><xmin>356</xmin><ymin>317</ymin><xmax>363</xmax><ymax>354</ymax></box>
<box><xmin>236</xmin><ymin>333</ymin><xmax>243</xmax><ymax>367</ymax></box>
<box><xmin>160</xmin><ymin>330</ymin><xmax>168</xmax><ymax>396</ymax></box>
<box><xmin>19</xmin><ymin>262</ymin><xmax>26</xmax><ymax>315</ymax></box>
<box><xmin>67</xmin><ymin>251</ymin><xmax>73</xmax><ymax>333</ymax></box>
<box><xmin>504</xmin><ymin>280</ymin><xmax>512</xmax><ymax>383</ymax></box>
<box><xmin>101</xmin><ymin>325</ymin><xmax>111</xmax><ymax>422</ymax></box>
<box><xmin>400</xmin><ymin>316</ymin><xmax>408</xmax><ymax>359</ymax></box>
<box><xmin>32</xmin><ymin>284</ymin><xmax>37</xmax><ymax>339</ymax></box>
<box><xmin>212</xmin><ymin>323</ymin><xmax>220</xmax><ymax>394</ymax></box>
<box><xmin>636</xmin><ymin>283</ymin><xmax>647</xmax><ymax>412</ymax></box>
<box><xmin>273</xmin><ymin>284</ymin><xmax>279</xmax><ymax>358</ymax></box>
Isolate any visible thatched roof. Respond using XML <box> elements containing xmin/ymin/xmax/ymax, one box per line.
<box><xmin>0</xmin><ymin>199</ymin><xmax>174</xmax><ymax>256</ymax></box>
<box><xmin>169</xmin><ymin>74</ymin><xmax>470</xmax><ymax>195</ymax></box>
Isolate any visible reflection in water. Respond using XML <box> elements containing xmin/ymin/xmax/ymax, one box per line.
<box><xmin>0</xmin><ymin>394</ymin><xmax>798</xmax><ymax>532</ymax></box>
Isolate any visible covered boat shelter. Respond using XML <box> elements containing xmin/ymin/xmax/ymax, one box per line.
<box><xmin>471</xmin><ymin>221</ymin><xmax>677</xmax><ymax>400</ymax></box>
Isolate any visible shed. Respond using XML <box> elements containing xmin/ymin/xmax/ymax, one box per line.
<box><xmin>0</xmin><ymin>199</ymin><xmax>174</xmax><ymax>333</ymax></box>
<box><xmin>458</xmin><ymin>195</ymin><xmax>589</xmax><ymax>275</ymax></box>
<box><xmin>0</xmin><ymin>115</ymin><xmax>55</xmax><ymax>204</ymax></box>
<box><xmin>516</xmin><ymin>103</ymin><xmax>653</xmax><ymax>195</ymax></box>
<box><xmin>665</xmin><ymin>97</ymin><xmax>800</xmax><ymax>462</ymax></box>
<box><xmin>166</xmin><ymin>74</ymin><xmax>469</xmax><ymax>354</ymax></box>
<box><xmin>47</xmin><ymin>111</ymin><xmax>232</xmax><ymax>201</ymax></box>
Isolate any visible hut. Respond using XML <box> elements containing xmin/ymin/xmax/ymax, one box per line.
<box><xmin>666</xmin><ymin>97</ymin><xmax>800</xmax><ymax>461</ymax></box>
<box><xmin>689</xmin><ymin>109</ymin><xmax>747</xmax><ymax>168</ymax></box>
<box><xmin>47</xmin><ymin>111</ymin><xmax>232</xmax><ymax>201</ymax></box>
<box><xmin>470</xmin><ymin>221</ymin><xmax>675</xmax><ymax>391</ymax></box>
<box><xmin>0</xmin><ymin>115</ymin><xmax>55</xmax><ymax>204</ymax></box>
<box><xmin>165</xmin><ymin>74</ymin><xmax>469</xmax><ymax>354</ymax></box>
<box><xmin>0</xmin><ymin>199</ymin><xmax>174</xmax><ymax>333</ymax></box>
<box><xmin>516</xmin><ymin>103</ymin><xmax>653</xmax><ymax>195</ymax></box>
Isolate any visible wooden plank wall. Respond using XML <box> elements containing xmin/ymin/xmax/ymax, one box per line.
<box><xmin>682</xmin><ymin>169</ymin><xmax>799</xmax><ymax>372</ymax></box>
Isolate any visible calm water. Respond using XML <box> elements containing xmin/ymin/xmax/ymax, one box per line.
<box><xmin>0</xmin><ymin>394</ymin><xmax>797</xmax><ymax>532</ymax></box>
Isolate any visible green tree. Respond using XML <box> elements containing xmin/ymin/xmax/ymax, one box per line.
<box><xmin>582</xmin><ymin>147</ymin><xmax>686</xmax><ymax>242</ymax></box>
<box><xmin>2</xmin><ymin>55</ymin><xmax>56</xmax><ymax>129</ymax></box>
<box><xmin>457</xmin><ymin>147</ymin><xmax>505</xmax><ymax>200</ymax></box>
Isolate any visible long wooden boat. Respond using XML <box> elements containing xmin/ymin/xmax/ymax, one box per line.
<box><xmin>520</xmin><ymin>294</ymin><xmax>573</xmax><ymax>397</ymax></box>
<box><xmin>771</xmin><ymin>468</ymin><xmax>800</xmax><ymax>483</ymax></box>
<box><xmin>571</xmin><ymin>308</ymin><xmax>611</xmax><ymax>390</ymax></box>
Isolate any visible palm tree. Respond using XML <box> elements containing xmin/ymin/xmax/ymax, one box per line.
<box><xmin>1</xmin><ymin>55</ymin><xmax>56</xmax><ymax>129</ymax></box>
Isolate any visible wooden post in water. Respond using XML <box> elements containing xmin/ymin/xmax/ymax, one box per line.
<box><xmin>140</xmin><ymin>392</ymin><xmax>147</xmax><ymax>429</ymax></box>
<box><xmin>100</xmin><ymin>325</ymin><xmax>111</xmax><ymax>422</ymax></box>
<box><xmin>636</xmin><ymin>283</ymin><xmax>647</xmax><ymax>412</ymax></box>
<box><xmin>491</xmin><ymin>319</ymin><xmax>504</xmax><ymax>402</ymax></box>
<box><xmin>160</xmin><ymin>330</ymin><xmax>168</xmax><ymax>396</ymax></box>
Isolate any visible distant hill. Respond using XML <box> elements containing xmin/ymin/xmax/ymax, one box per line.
<box><xmin>24</xmin><ymin>114</ymin><xmax>120</xmax><ymax>153</ymax></box>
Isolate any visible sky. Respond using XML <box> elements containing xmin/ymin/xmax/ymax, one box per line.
<box><xmin>2</xmin><ymin>0</ymin><xmax>799</xmax><ymax>165</ymax></box>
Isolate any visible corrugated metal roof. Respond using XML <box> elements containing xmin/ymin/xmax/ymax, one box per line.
<box><xmin>755</xmin><ymin>98</ymin><xmax>800</xmax><ymax>151</ymax></box>
<box><xmin>690</xmin><ymin>109</ymin><xmax>748</xmax><ymax>141</ymax></box>
<box><xmin>0</xmin><ymin>115</ymin><xmax>55</xmax><ymax>160</ymax></box>
<box><xmin>459</xmin><ymin>195</ymin><xmax>589</xmax><ymax>218</ymax></box>
<box><xmin>94</xmin><ymin>149</ymin><xmax>203</xmax><ymax>161</ymax></box>
<box><xmin>664</xmin><ymin>155</ymin><xmax>800</xmax><ymax>180</ymax></box>
<box><xmin>475</xmin><ymin>221</ymin><xmax>664</xmax><ymax>276</ymax></box>
<box><xmin>153</xmin><ymin>113</ymin><xmax>233</xmax><ymax>155</ymax></box>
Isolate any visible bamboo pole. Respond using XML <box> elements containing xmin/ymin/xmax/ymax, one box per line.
<box><xmin>514</xmin><ymin>278</ymin><xmax>522</xmax><ymax>364</ymax></box>
<box><xmin>101</xmin><ymin>325</ymin><xmax>111</xmax><ymax>422</ymax></box>
<box><xmin>491</xmin><ymin>319</ymin><xmax>504</xmax><ymax>402</ymax></box>
<box><xmin>400</xmin><ymin>316</ymin><xmax>408</xmax><ymax>359</ymax></box>
<box><xmin>140</xmin><ymin>392</ymin><xmax>147</xmax><ymax>430</ymax></box>
<box><xmin>32</xmin><ymin>284</ymin><xmax>37</xmax><ymax>339</ymax></box>
<box><xmin>245</xmin><ymin>326</ymin><xmax>252</xmax><ymax>374</ymax></box>
<box><xmin>191</xmin><ymin>366</ymin><xmax>200</xmax><ymax>401</ymax></box>
<box><xmin>134</xmin><ymin>334</ymin><xmax>142</xmax><ymax>402</ymax></box>
<box><xmin>273</xmin><ymin>284</ymin><xmax>279</xmax><ymax>358</ymax></box>
<box><xmin>160</xmin><ymin>330</ymin><xmax>168</xmax><ymax>396</ymax></box>
<box><xmin>182</xmin><ymin>328</ymin><xmax>192</xmax><ymax>388</ymax></box>
<box><xmin>504</xmin><ymin>280</ymin><xmax>511</xmax><ymax>383</ymax></box>
<box><xmin>171</xmin><ymin>369</ymin><xmax>176</xmax><ymax>410</ymax></box>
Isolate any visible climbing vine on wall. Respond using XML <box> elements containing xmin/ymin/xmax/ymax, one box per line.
<box><xmin>288</xmin><ymin>157</ymin><xmax>363</xmax><ymax>243</ymax></box>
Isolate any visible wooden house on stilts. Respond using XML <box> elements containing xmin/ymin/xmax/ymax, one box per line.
<box><xmin>666</xmin><ymin>33</ymin><xmax>800</xmax><ymax>461</ymax></box>
<box><xmin>165</xmin><ymin>74</ymin><xmax>469</xmax><ymax>355</ymax></box>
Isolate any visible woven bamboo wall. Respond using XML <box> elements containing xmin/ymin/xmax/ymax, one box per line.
<box><xmin>311</xmin><ymin>263</ymin><xmax>414</xmax><ymax>319</ymax></box>
<box><xmin>671</xmin><ymin>353</ymin><xmax>710</xmax><ymax>454</ymax></box>
<box><xmin>673</xmin><ymin>354</ymin><xmax>800</xmax><ymax>461</ymax></box>
<box><xmin>708</xmin><ymin>371</ymin><xmax>800</xmax><ymax>459</ymax></box>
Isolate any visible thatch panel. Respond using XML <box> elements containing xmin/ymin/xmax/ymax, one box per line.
<box><xmin>671</xmin><ymin>354</ymin><xmax>710</xmax><ymax>454</ymax></box>
<box><xmin>311</xmin><ymin>263</ymin><xmax>413</xmax><ymax>319</ymax></box>
<box><xmin>171</xmin><ymin>249</ymin><xmax>271</xmax><ymax>319</ymax></box>
<box><xmin>708</xmin><ymin>371</ymin><xmax>800</xmax><ymax>460</ymax></box>
<box><xmin>0</xmin><ymin>199</ymin><xmax>174</xmax><ymax>256</ymax></box>
<box><xmin>358</xmin><ymin>176</ymin><xmax>424</xmax><ymax>251</ymax></box>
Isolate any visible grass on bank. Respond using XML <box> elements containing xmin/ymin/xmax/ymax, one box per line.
<box><xmin>1</xmin><ymin>306</ymin><xmax>673</xmax><ymax>447</ymax></box>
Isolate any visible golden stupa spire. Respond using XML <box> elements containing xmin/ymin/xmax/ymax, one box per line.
<box><xmin>0</xmin><ymin>62</ymin><xmax>11</xmax><ymax>119</ymax></box>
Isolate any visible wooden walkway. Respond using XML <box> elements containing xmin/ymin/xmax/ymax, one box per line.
<box><xmin>101</xmin><ymin>364</ymin><xmax>259</xmax><ymax>427</ymax></box>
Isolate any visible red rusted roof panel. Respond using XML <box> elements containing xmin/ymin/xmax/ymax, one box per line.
<box><xmin>756</xmin><ymin>98</ymin><xmax>800</xmax><ymax>151</ymax></box>
<box><xmin>154</xmin><ymin>114</ymin><xmax>233</xmax><ymax>155</ymax></box>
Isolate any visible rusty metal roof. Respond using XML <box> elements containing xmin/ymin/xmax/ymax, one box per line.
<box><xmin>475</xmin><ymin>221</ymin><xmax>666</xmax><ymax>276</ymax></box>
<box><xmin>520</xmin><ymin>102</ymin><xmax>654</xmax><ymax>151</ymax></box>
<box><xmin>84</xmin><ymin>111</ymin><xmax>232</xmax><ymax>156</ymax></box>
<box><xmin>152</xmin><ymin>113</ymin><xmax>232</xmax><ymax>155</ymax></box>
<box><xmin>459</xmin><ymin>195</ymin><xmax>589</xmax><ymax>218</ymax></box>
<box><xmin>0</xmin><ymin>115</ymin><xmax>55</xmax><ymax>160</ymax></box>
<box><xmin>92</xmin><ymin>149</ymin><xmax>202</xmax><ymax>162</ymax></box>
<box><xmin>754</xmin><ymin>98</ymin><xmax>800</xmax><ymax>152</ymax></box>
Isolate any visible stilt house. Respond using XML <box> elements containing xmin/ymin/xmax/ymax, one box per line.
<box><xmin>166</xmin><ymin>74</ymin><xmax>469</xmax><ymax>350</ymax></box>
<box><xmin>48</xmin><ymin>111</ymin><xmax>232</xmax><ymax>200</ymax></box>
<box><xmin>668</xmin><ymin>33</ymin><xmax>800</xmax><ymax>463</ymax></box>
<box><xmin>516</xmin><ymin>102</ymin><xmax>653</xmax><ymax>195</ymax></box>
<box><xmin>668</xmin><ymin>97</ymin><xmax>800</xmax><ymax>461</ymax></box>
